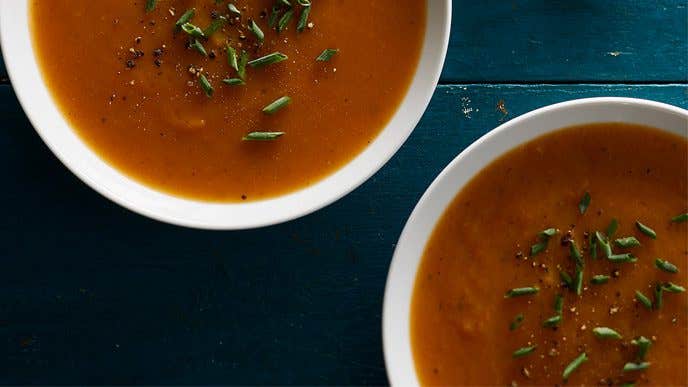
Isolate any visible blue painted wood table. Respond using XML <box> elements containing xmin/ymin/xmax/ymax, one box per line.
<box><xmin>1</xmin><ymin>1</ymin><xmax>686</xmax><ymax>384</ymax></box>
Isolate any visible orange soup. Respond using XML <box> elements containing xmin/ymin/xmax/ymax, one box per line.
<box><xmin>31</xmin><ymin>0</ymin><xmax>425</xmax><ymax>202</ymax></box>
<box><xmin>411</xmin><ymin>124</ymin><xmax>688</xmax><ymax>385</ymax></box>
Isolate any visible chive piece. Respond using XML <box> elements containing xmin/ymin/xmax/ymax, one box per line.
<box><xmin>574</xmin><ymin>267</ymin><xmax>583</xmax><ymax>295</ymax></box>
<box><xmin>592</xmin><ymin>327</ymin><xmax>622</xmax><ymax>340</ymax></box>
<box><xmin>560</xmin><ymin>270</ymin><xmax>573</xmax><ymax>288</ymax></box>
<box><xmin>269</xmin><ymin>4</ymin><xmax>282</xmax><ymax>28</ymax></box>
<box><xmin>237</xmin><ymin>50</ymin><xmax>249</xmax><ymax>79</ymax></box>
<box><xmin>562</xmin><ymin>352</ymin><xmax>588</xmax><ymax>381</ymax></box>
<box><xmin>509</xmin><ymin>313</ymin><xmax>524</xmax><ymax>331</ymax></box>
<box><xmin>262</xmin><ymin>96</ymin><xmax>292</xmax><ymax>115</ymax></box>
<box><xmin>504</xmin><ymin>287</ymin><xmax>539</xmax><ymax>298</ymax></box>
<box><xmin>248</xmin><ymin>52</ymin><xmax>288</xmax><ymax>68</ymax></box>
<box><xmin>198</xmin><ymin>74</ymin><xmax>213</xmax><ymax>97</ymax></box>
<box><xmin>570</xmin><ymin>240</ymin><xmax>584</xmax><ymax>267</ymax></box>
<box><xmin>635</xmin><ymin>291</ymin><xmax>652</xmax><ymax>309</ymax></box>
<box><xmin>181</xmin><ymin>22</ymin><xmax>206</xmax><ymax>38</ymax></box>
<box><xmin>227</xmin><ymin>46</ymin><xmax>238</xmax><ymax>72</ymax></box>
<box><xmin>591</xmin><ymin>275</ymin><xmax>610</xmax><ymax>285</ymax></box>
<box><xmin>631</xmin><ymin>336</ymin><xmax>652</xmax><ymax>361</ymax></box>
<box><xmin>662</xmin><ymin>282</ymin><xmax>686</xmax><ymax>293</ymax></box>
<box><xmin>606</xmin><ymin>218</ymin><xmax>619</xmax><ymax>238</ymax></box>
<box><xmin>204</xmin><ymin>16</ymin><xmax>226</xmax><ymax>37</ymax></box>
<box><xmin>543</xmin><ymin>315</ymin><xmax>562</xmax><ymax>328</ymax></box>
<box><xmin>623</xmin><ymin>362</ymin><xmax>650</xmax><ymax>372</ymax></box>
<box><xmin>248</xmin><ymin>19</ymin><xmax>264</xmax><ymax>44</ymax></box>
<box><xmin>279</xmin><ymin>0</ymin><xmax>291</xmax><ymax>6</ymax></box>
<box><xmin>296</xmin><ymin>3</ymin><xmax>311</xmax><ymax>32</ymax></box>
<box><xmin>175</xmin><ymin>8</ymin><xmax>196</xmax><ymax>30</ymax></box>
<box><xmin>512</xmin><ymin>345</ymin><xmax>537</xmax><ymax>358</ymax></box>
<box><xmin>145</xmin><ymin>0</ymin><xmax>157</xmax><ymax>12</ymax></box>
<box><xmin>296</xmin><ymin>0</ymin><xmax>311</xmax><ymax>5</ymax></box>
<box><xmin>277</xmin><ymin>9</ymin><xmax>294</xmax><ymax>32</ymax></box>
<box><xmin>190</xmin><ymin>39</ymin><xmax>208</xmax><ymax>56</ymax></box>
<box><xmin>578</xmin><ymin>191</ymin><xmax>591</xmax><ymax>214</ymax></box>
<box><xmin>596</xmin><ymin>231</ymin><xmax>612</xmax><ymax>258</ymax></box>
<box><xmin>539</xmin><ymin>228</ymin><xmax>558</xmax><ymax>238</ymax></box>
<box><xmin>655</xmin><ymin>259</ymin><xmax>678</xmax><ymax>274</ymax></box>
<box><xmin>530</xmin><ymin>242</ymin><xmax>547</xmax><ymax>257</ymax></box>
<box><xmin>654</xmin><ymin>284</ymin><xmax>663</xmax><ymax>309</ymax></box>
<box><xmin>316</xmin><ymin>48</ymin><xmax>340</xmax><ymax>62</ymax></box>
<box><xmin>636</xmin><ymin>221</ymin><xmax>656</xmax><ymax>239</ymax></box>
<box><xmin>554</xmin><ymin>294</ymin><xmax>564</xmax><ymax>314</ymax></box>
<box><xmin>222</xmin><ymin>78</ymin><xmax>245</xmax><ymax>86</ymax></box>
<box><xmin>615</xmin><ymin>236</ymin><xmax>641</xmax><ymax>248</ymax></box>
<box><xmin>242</xmin><ymin>131</ymin><xmax>285</xmax><ymax>141</ymax></box>
<box><xmin>227</xmin><ymin>3</ymin><xmax>241</xmax><ymax>16</ymax></box>
<box><xmin>589</xmin><ymin>232</ymin><xmax>598</xmax><ymax>259</ymax></box>
<box><xmin>608</xmin><ymin>253</ymin><xmax>637</xmax><ymax>263</ymax></box>
<box><xmin>671</xmin><ymin>213</ymin><xmax>688</xmax><ymax>223</ymax></box>
<box><xmin>620</xmin><ymin>383</ymin><xmax>636</xmax><ymax>387</ymax></box>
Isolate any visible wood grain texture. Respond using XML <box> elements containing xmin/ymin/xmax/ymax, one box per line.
<box><xmin>1</xmin><ymin>0</ymin><xmax>686</xmax><ymax>83</ymax></box>
<box><xmin>0</xmin><ymin>84</ymin><xmax>686</xmax><ymax>384</ymax></box>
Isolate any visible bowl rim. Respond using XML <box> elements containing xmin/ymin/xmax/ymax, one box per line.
<box><xmin>0</xmin><ymin>0</ymin><xmax>451</xmax><ymax>230</ymax></box>
<box><xmin>382</xmin><ymin>97</ymin><xmax>688</xmax><ymax>386</ymax></box>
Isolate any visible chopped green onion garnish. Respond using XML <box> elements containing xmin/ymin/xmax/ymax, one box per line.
<box><xmin>296</xmin><ymin>1</ymin><xmax>311</xmax><ymax>32</ymax></box>
<box><xmin>248</xmin><ymin>52</ymin><xmax>288</xmax><ymax>68</ymax></box>
<box><xmin>509</xmin><ymin>313</ymin><xmax>524</xmax><ymax>331</ymax></box>
<box><xmin>237</xmin><ymin>50</ymin><xmax>249</xmax><ymax>79</ymax></box>
<box><xmin>655</xmin><ymin>259</ymin><xmax>678</xmax><ymax>273</ymax></box>
<box><xmin>262</xmin><ymin>96</ymin><xmax>292</xmax><ymax>115</ymax></box>
<box><xmin>203</xmin><ymin>16</ymin><xmax>226</xmax><ymax>37</ymax></box>
<box><xmin>316</xmin><ymin>48</ymin><xmax>339</xmax><ymax>62</ymax></box>
<box><xmin>562</xmin><ymin>352</ymin><xmax>588</xmax><ymax>381</ymax></box>
<box><xmin>606</xmin><ymin>218</ymin><xmax>619</xmax><ymax>238</ymax></box>
<box><xmin>248</xmin><ymin>19</ymin><xmax>264</xmax><ymax>44</ymax></box>
<box><xmin>631</xmin><ymin>336</ymin><xmax>651</xmax><ymax>361</ymax></box>
<box><xmin>654</xmin><ymin>284</ymin><xmax>663</xmax><ymax>309</ymax></box>
<box><xmin>277</xmin><ymin>9</ymin><xmax>294</xmax><ymax>32</ymax></box>
<box><xmin>554</xmin><ymin>294</ymin><xmax>564</xmax><ymax>314</ymax></box>
<box><xmin>145</xmin><ymin>0</ymin><xmax>157</xmax><ymax>12</ymax></box>
<box><xmin>539</xmin><ymin>228</ymin><xmax>558</xmax><ymax>238</ymax></box>
<box><xmin>635</xmin><ymin>290</ymin><xmax>652</xmax><ymax>309</ymax></box>
<box><xmin>242</xmin><ymin>131</ymin><xmax>285</xmax><ymax>141</ymax></box>
<box><xmin>671</xmin><ymin>213</ymin><xmax>688</xmax><ymax>223</ymax></box>
<box><xmin>530</xmin><ymin>242</ymin><xmax>546</xmax><ymax>256</ymax></box>
<box><xmin>623</xmin><ymin>362</ymin><xmax>650</xmax><ymax>372</ymax></box>
<box><xmin>543</xmin><ymin>315</ymin><xmax>562</xmax><ymax>328</ymax></box>
<box><xmin>222</xmin><ymin>78</ymin><xmax>245</xmax><ymax>86</ymax></box>
<box><xmin>596</xmin><ymin>231</ymin><xmax>612</xmax><ymax>258</ymax></box>
<box><xmin>227</xmin><ymin>46</ymin><xmax>238</xmax><ymax>72</ymax></box>
<box><xmin>615</xmin><ymin>236</ymin><xmax>641</xmax><ymax>248</ymax></box>
<box><xmin>504</xmin><ymin>287</ymin><xmax>539</xmax><ymax>298</ymax></box>
<box><xmin>190</xmin><ymin>39</ymin><xmax>208</xmax><ymax>56</ymax></box>
<box><xmin>589</xmin><ymin>232</ymin><xmax>597</xmax><ymax>259</ymax></box>
<box><xmin>570</xmin><ymin>240</ymin><xmax>584</xmax><ymax>267</ymax></box>
<box><xmin>181</xmin><ymin>22</ymin><xmax>205</xmax><ymax>38</ymax></box>
<box><xmin>560</xmin><ymin>270</ymin><xmax>573</xmax><ymax>288</ymax></box>
<box><xmin>198</xmin><ymin>74</ymin><xmax>213</xmax><ymax>97</ymax></box>
<box><xmin>592</xmin><ymin>327</ymin><xmax>622</xmax><ymax>339</ymax></box>
<box><xmin>574</xmin><ymin>267</ymin><xmax>583</xmax><ymax>296</ymax></box>
<box><xmin>578</xmin><ymin>191</ymin><xmax>591</xmax><ymax>214</ymax></box>
<box><xmin>636</xmin><ymin>221</ymin><xmax>656</xmax><ymax>239</ymax></box>
<box><xmin>591</xmin><ymin>275</ymin><xmax>610</xmax><ymax>284</ymax></box>
<box><xmin>227</xmin><ymin>3</ymin><xmax>241</xmax><ymax>16</ymax></box>
<box><xmin>279</xmin><ymin>0</ymin><xmax>292</xmax><ymax>6</ymax></box>
<box><xmin>175</xmin><ymin>9</ymin><xmax>196</xmax><ymax>30</ymax></box>
<box><xmin>512</xmin><ymin>345</ymin><xmax>537</xmax><ymax>358</ymax></box>
<box><xmin>662</xmin><ymin>282</ymin><xmax>686</xmax><ymax>293</ymax></box>
<box><xmin>608</xmin><ymin>253</ymin><xmax>637</xmax><ymax>263</ymax></box>
<box><xmin>269</xmin><ymin>4</ymin><xmax>282</xmax><ymax>28</ymax></box>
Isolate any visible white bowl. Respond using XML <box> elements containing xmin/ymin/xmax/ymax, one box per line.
<box><xmin>0</xmin><ymin>0</ymin><xmax>451</xmax><ymax>230</ymax></box>
<box><xmin>382</xmin><ymin>98</ymin><xmax>688</xmax><ymax>386</ymax></box>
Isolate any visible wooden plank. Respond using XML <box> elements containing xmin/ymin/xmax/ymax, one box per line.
<box><xmin>2</xmin><ymin>0</ymin><xmax>686</xmax><ymax>83</ymax></box>
<box><xmin>0</xmin><ymin>84</ymin><xmax>685</xmax><ymax>384</ymax></box>
<box><xmin>443</xmin><ymin>0</ymin><xmax>688</xmax><ymax>82</ymax></box>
